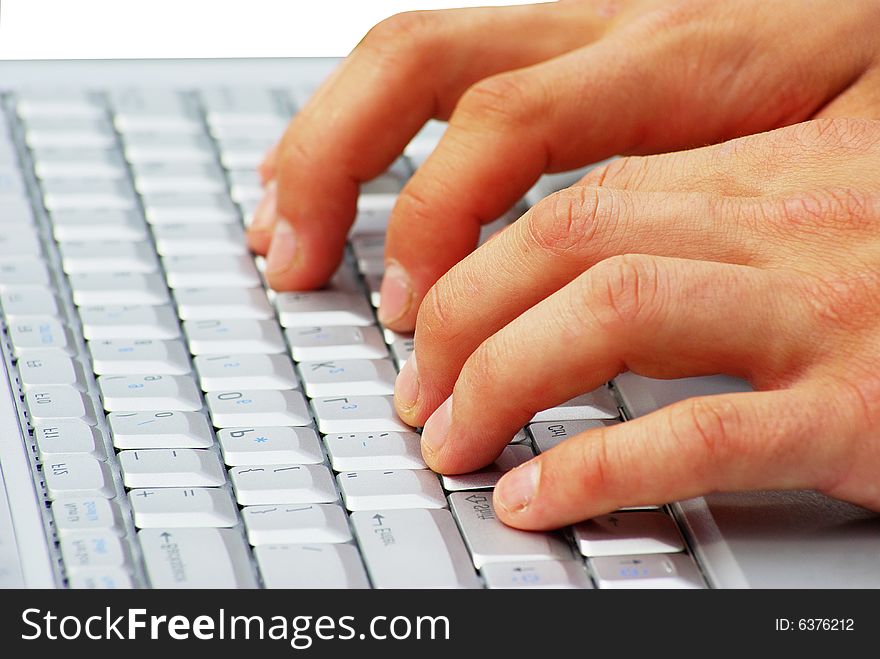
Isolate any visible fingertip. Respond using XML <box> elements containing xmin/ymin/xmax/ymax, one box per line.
<box><xmin>377</xmin><ymin>261</ymin><xmax>416</xmax><ymax>328</ymax></box>
<box><xmin>494</xmin><ymin>459</ymin><xmax>542</xmax><ymax>528</ymax></box>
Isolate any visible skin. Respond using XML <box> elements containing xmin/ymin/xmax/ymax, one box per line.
<box><xmin>253</xmin><ymin>0</ymin><xmax>880</xmax><ymax>529</ymax></box>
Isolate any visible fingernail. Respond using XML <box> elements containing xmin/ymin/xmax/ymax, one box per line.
<box><xmin>265</xmin><ymin>219</ymin><xmax>297</xmax><ymax>274</ymax></box>
<box><xmin>394</xmin><ymin>350</ymin><xmax>419</xmax><ymax>412</ymax></box>
<box><xmin>377</xmin><ymin>261</ymin><xmax>412</xmax><ymax>325</ymax></box>
<box><xmin>495</xmin><ymin>461</ymin><xmax>541</xmax><ymax>513</ymax></box>
<box><xmin>249</xmin><ymin>179</ymin><xmax>277</xmax><ymax>230</ymax></box>
<box><xmin>421</xmin><ymin>395</ymin><xmax>452</xmax><ymax>456</ymax></box>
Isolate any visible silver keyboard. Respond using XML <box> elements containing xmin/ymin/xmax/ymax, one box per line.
<box><xmin>0</xmin><ymin>86</ymin><xmax>705</xmax><ymax>589</ymax></box>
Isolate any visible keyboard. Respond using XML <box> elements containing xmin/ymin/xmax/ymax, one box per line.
<box><xmin>0</xmin><ymin>85</ymin><xmax>705</xmax><ymax>589</ymax></box>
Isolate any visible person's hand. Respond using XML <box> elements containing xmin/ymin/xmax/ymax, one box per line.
<box><xmin>397</xmin><ymin>118</ymin><xmax>880</xmax><ymax>529</ymax></box>
<box><xmin>252</xmin><ymin>0</ymin><xmax>880</xmax><ymax>332</ymax></box>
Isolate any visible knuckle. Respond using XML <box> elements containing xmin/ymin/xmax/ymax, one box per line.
<box><xmin>791</xmin><ymin>118</ymin><xmax>880</xmax><ymax>153</ymax></box>
<box><xmin>767</xmin><ymin>188</ymin><xmax>880</xmax><ymax>235</ymax></box>
<box><xmin>574</xmin><ymin>427</ymin><xmax>618</xmax><ymax>502</ymax></box>
<box><xmin>526</xmin><ymin>186</ymin><xmax>622</xmax><ymax>257</ymax></box>
<box><xmin>582</xmin><ymin>254</ymin><xmax>664</xmax><ymax>331</ymax></box>
<box><xmin>669</xmin><ymin>397</ymin><xmax>745</xmax><ymax>468</ymax></box>
<box><xmin>798</xmin><ymin>268</ymin><xmax>880</xmax><ymax>332</ymax></box>
<box><xmin>358</xmin><ymin>11</ymin><xmax>435</xmax><ymax>69</ymax></box>
<box><xmin>577</xmin><ymin>156</ymin><xmax>647</xmax><ymax>190</ymax></box>
<box><xmin>416</xmin><ymin>278</ymin><xmax>463</xmax><ymax>351</ymax></box>
<box><xmin>454</xmin><ymin>72</ymin><xmax>545</xmax><ymax>129</ymax></box>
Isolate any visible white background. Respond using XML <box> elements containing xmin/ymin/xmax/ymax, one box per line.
<box><xmin>0</xmin><ymin>0</ymin><xmax>535</xmax><ymax>59</ymax></box>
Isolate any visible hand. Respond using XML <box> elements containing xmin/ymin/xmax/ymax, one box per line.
<box><xmin>252</xmin><ymin>0</ymin><xmax>880</xmax><ymax>333</ymax></box>
<box><xmin>399</xmin><ymin>118</ymin><xmax>880</xmax><ymax>529</ymax></box>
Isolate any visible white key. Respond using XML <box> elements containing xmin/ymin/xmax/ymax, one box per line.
<box><xmin>531</xmin><ymin>388</ymin><xmax>620</xmax><ymax>422</ymax></box>
<box><xmin>230</xmin><ymin>464</ymin><xmax>338</xmax><ymax>505</ymax></box>
<box><xmin>174</xmin><ymin>286</ymin><xmax>272</xmax><ymax>320</ymax></box>
<box><xmin>68</xmin><ymin>570</ymin><xmax>133</xmax><ymax>590</ymax></box>
<box><xmin>26</xmin><ymin>386</ymin><xmax>97</xmax><ymax>424</ymax></box>
<box><xmin>32</xmin><ymin>147</ymin><xmax>127</xmax><ymax>180</ymax></box>
<box><xmin>351</xmin><ymin>509</ymin><xmax>480</xmax><ymax>589</ymax></box>
<box><xmin>154</xmin><ymin>223</ymin><xmax>246</xmax><ymax>256</ymax></box>
<box><xmin>0</xmin><ymin>260</ymin><xmax>51</xmax><ymax>289</ymax></box>
<box><xmin>350</xmin><ymin>233</ymin><xmax>385</xmax><ymax>272</ymax></box>
<box><xmin>35</xmin><ymin>420</ymin><xmax>103</xmax><ymax>458</ymax></box>
<box><xmin>275</xmin><ymin>290</ymin><xmax>374</xmax><ymax>328</ymax></box>
<box><xmin>89</xmin><ymin>338</ymin><xmax>191</xmax><ymax>375</ymax></box>
<box><xmin>52</xmin><ymin>497</ymin><xmax>122</xmax><ymax>536</ymax></box>
<box><xmin>441</xmin><ymin>445</ymin><xmax>534</xmax><ymax>492</ymax></box>
<box><xmin>311</xmin><ymin>395</ymin><xmax>411</xmax><ymax>434</ymax></box>
<box><xmin>25</xmin><ymin>118</ymin><xmax>116</xmax><ymax>149</ymax></box>
<box><xmin>227</xmin><ymin>170</ymin><xmax>263</xmax><ymax>204</ymax></box>
<box><xmin>1</xmin><ymin>287</ymin><xmax>59</xmax><ymax>317</ymax></box>
<box><xmin>50</xmin><ymin>208</ymin><xmax>147</xmax><ymax>241</ymax></box>
<box><xmin>43</xmin><ymin>456</ymin><xmax>114</xmax><ymax>498</ymax></box>
<box><xmin>184</xmin><ymin>319</ymin><xmax>285</xmax><ymax>355</ymax></box>
<box><xmin>18</xmin><ymin>350</ymin><xmax>82</xmax><ymax>389</ymax></box>
<box><xmin>217</xmin><ymin>137</ymin><xmax>273</xmax><ymax>170</ymax></box>
<box><xmin>256</xmin><ymin>544</ymin><xmax>369</xmax><ymax>589</ymax></box>
<box><xmin>206</xmin><ymin>389</ymin><xmax>310</xmax><ymax>428</ymax></box>
<box><xmin>324</xmin><ymin>431</ymin><xmax>425</xmax><ymax>471</ymax></box>
<box><xmin>202</xmin><ymin>87</ymin><xmax>290</xmax><ymax>125</ymax></box>
<box><xmin>448</xmin><ymin>491</ymin><xmax>572</xmax><ymax>568</ymax></box>
<box><xmin>139</xmin><ymin>528</ymin><xmax>257</xmax><ymax>588</ymax></box>
<box><xmin>528</xmin><ymin>419</ymin><xmax>618</xmax><ymax>454</ymax></box>
<box><xmin>573</xmin><ymin>512</ymin><xmax>684</xmax><ymax>557</ymax></box>
<box><xmin>9</xmin><ymin>317</ymin><xmax>72</xmax><ymax>354</ymax></box>
<box><xmin>60</xmin><ymin>532</ymin><xmax>128</xmax><ymax>571</ymax></box>
<box><xmin>123</xmin><ymin>133</ymin><xmax>215</xmax><ymax>163</ymax></box>
<box><xmin>119</xmin><ymin>449</ymin><xmax>226</xmax><ymax>488</ymax></box>
<box><xmin>299</xmin><ymin>358</ymin><xmax>396</xmax><ymax>397</ymax></box>
<box><xmin>195</xmin><ymin>353</ymin><xmax>298</xmax><ymax>391</ymax></box>
<box><xmin>286</xmin><ymin>325</ymin><xmax>389</xmax><ymax>361</ymax></box>
<box><xmin>387</xmin><ymin>331</ymin><xmax>414</xmax><ymax>368</ymax></box>
<box><xmin>69</xmin><ymin>272</ymin><xmax>169</xmax><ymax>306</ymax></box>
<box><xmin>142</xmin><ymin>192</ymin><xmax>238</xmax><ymax>224</ymax></box>
<box><xmin>0</xmin><ymin>231</ymin><xmax>42</xmax><ymax>257</ymax></box>
<box><xmin>482</xmin><ymin>560</ymin><xmax>593</xmax><ymax>589</ymax></box>
<box><xmin>133</xmin><ymin>162</ymin><xmax>227</xmax><ymax>194</ymax></box>
<box><xmin>16</xmin><ymin>90</ymin><xmax>104</xmax><ymax>119</ymax></box>
<box><xmin>360</xmin><ymin>168</ymin><xmax>407</xmax><ymax>212</ymax></box>
<box><xmin>589</xmin><ymin>554</ymin><xmax>704</xmax><ymax>589</ymax></box>
<box><xmin>59</xmin><ymin>241</ymin><xmax>158</xmax><ymax>273</ymax></box>
<box><xmin>129</xmin><ymin>487</ymin><xmax>237</xmax><ymax>528</ymax></box>
<box><xmin>0</xmin><ymin>196</ymin><xmax>32</xmax><ymax>225</ymax></box>
<box><xmin>218</xmin><ymin>426</ymin><xmax>322</xmax><ymax>465</ymax></box>
<box><xmin>42</xmin><ymin>178</ymin><xmax>136</xmax><ymax>212</ymax></box>
<box><xmin>110</xmin><ymin>89</ymin><xmax>200</xmax><ymax>132</ymax></box>
<box><xmin>79</xmin><ymin>304</ymin><xmax>180</xmax><ymax>340</ymax></box>
<box><xmin>242</xmin><ymin>503</ymin><xmax>351</xmax><ymax>545</ymax></box>
<box><xmin>163</xmin><ymin>254</ymin><xmax>260</xmax><ymax>288</ymax></box>
<box><xmin>109</xmin><ymin>411</ymin><xmax>214</xmax><ymax>449</ymax></box>
<box><xmin>350</xmin><ymin>208</ymin><xmax>392</xmax><ymax>236</ymax></box>
<box><xmin>98</xmin><ymin>374</ymin><xmax>202</xmax><ymax>412</ymax></box>
<box><xmin>339</xmin><ymin>469</ymin><xmax>445</xmax><ymax>511</ymax></box>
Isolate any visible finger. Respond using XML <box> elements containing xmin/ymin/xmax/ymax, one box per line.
<box><xmin>258</xmin><ymin>143</ymin><xmax>279</xmax><ymax>186</ymax></box>
<box><xmin>396</xmin><ymin>187</ymin><xmax>767</xmax><ymax>426</ymax></box>
<box><xmin>246</xmin><ymin>179</ymin><xmax>276</xmax><ymax>255</ymax></box>
<box><xmin>419</xmin><ymin>255</ymin><xmax>815</xmax><ymax>474</ymax></box>
<box><xmin>492</xmin><ymin>383</ymin><xmax>851</xmax><ymax>530</ymax></box>
<box><xmin>814</xmin><ymin>65</ymin><xmax>880</xmax><ymax>119</ymax></box>
<box><xmin>262</xmin><ymin>2</ymin><xmax>603</xmax><ymax>290</ymax></box>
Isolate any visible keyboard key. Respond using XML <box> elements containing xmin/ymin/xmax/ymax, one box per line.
<box><xmin>206</xmin><ymin>389</ymin><xmax>311</xmax><ymax>427</ymax></box>
<box><xmin>68</xmin><ymin>570</ymin><xmax>133</xmax><ymax>590</ymax></box>
<box><xmin>174</xmin><ymin>287</ymin><xmax>273</xmax><ymax>320</ymax></box>
<box><xmin>218</xmin><ymin>426</ymin><xmax>322</xmax><ymax>465</ymax></box>
<box><xmin>482</xmin><ymin>560</ymin><xmax>593</xmax><ymax>589</ymax></box>
<box><xmin>129</xmin><ymin>487</ymin><xmax>238</xmax><ymax>528</ymax></box>
<box><xmin>60</xmin><ymin>532</ymin><xmax>128</xmax><ymax>571</ymax></box>
<box><xmin>142</xmin><ymin>191</ymin><xmax>238</xmax><ymax>224</ymax></box>
<box><xmin>386</xmin><ymin>331</ymin><xmax>414</xmax><ymax>368</ymax></box>
<box><xmin>242</xmin><ymin>503</ymin><xmax>351</xmax><ymax>545</ymax></box>
<box><xmin>26</xmin><ymin>386</ymin><xmax>97</xmax><ymax>424</ymax></box>
<box><xmin>24</xmin><ymin>117</ymin><xmax>116</xmax><ymax>149</ymax></box>
<box><xmin>108</xmin><ymin>411</ymin><xmax>214</xmax><ymax>449</ymax></box>
<box><xmin>58</xmin><ymin>241</ymin><xmax>159</xmax><ymax>273</ymax></box>
<box><xmin>51</xmin><ymin>497</ymin><xmax>122</xmax><ymax>536</ymax></box>
<box><xmin>0</xmin><ymin>260</ymin><xmax>51</xmax><ymax>289</ymax></box>
<box><xmin>311</xmin><ymin>395</ymin><xmax>410</xmax><ymax>433</ymax></box>
<box><xmin>230</xmin><ymin>464</ymin><xmax>338</xmax><ymax>505</ymax></box>
<box><xmin>42</xmin><ymin>178</ymin><xmax>136</xmax><ymax>212</ymax></box>
<box><xmin>139</xmin><ymin>528</ymin><xmax>257</xmax><ymax>588</ymax></box>
<box><xmin>351</xmin><ymin>509</ymin><xmax>480</xmax><ymax>589</ymax></box>
<box><xmin>133</xmin><ymin>162</ymin><xmax>227</xmax><ymax>194</ymax></box>
<box><xmin>35</xmin><ymin>420</ymin><xmax>103</xmax><ymax>458</ymax></box>
<box><xmin>299</xmin><ymin>358</ymin><xmax>396</xmax><ymax>397</ymax></box>
<box><xmin>89</xmin><ymin>338</ymin><xmax>191</xmax><ymax>375</ymax></box>
<box><xmin>184</xmin><ymin>319</ymin><xmax>285</xmax><ymax>354</ymax></box>
<box><xmin>201</xmin><ymin>87</ymin><xmax>290</xmax><ymax>126</ymax></box>
<box><xmin>530</xmin><ymin>388</ymin><xmax>620</xmax><ymax>422</ymax></box>
<box><xmin>123</xmin><ymin>133</ymin><xmax>215</xmax><ymax>163</ymax></box>
<box><xmin>110</xmin><ymin>88</ymin><xmax>201</xmax><ymax>132</ymax></box>
<box><xmin>286</xmin><ymin>325</ymin><xmax>389</xmax><ymax>361</ymax></box>
<box><xmin>70</xmin><ymin>272</ymin><xmax>170</xmax><ymax>306</ymax></box>
<box><xmin>16</xmin><ymin>90</ymin><xmax>105</xmax><ymax>119</ymax></box>
<box><xmin>528</xmin><ymin>419</ymin><xmax>618</xmax><ymax>454</ymax></box>
<box><xmin>448</xmin><ymin>491</ymin><xmax>572</xmax><ymax>568</ymax></box>
<box><xmin>79</xmin><ymin>304</ymin><xmax>180</xmax><ymax>340</ymax></box>
<box><xmin>338</xmin><ymin>469</ymin><xmax>445</xmax><ymax>511</ymax></box>
<box><xmin>441</xmin><ymin>445</ymin><xmax>534</xmax><ymax>492</ymax></box>
<box><xmin>18</xmin><ymin>350</ymin><xmax>83</xmax><ymax>389</ymax></box>
<box><xmin>195</xmin><ymin>353</ymin><xmax>298</xmax><ymax>391</ymax></box>
<box><xmin>49</xmin><ymin>208</ymin><xmax>147</xmax><ymax>241</ymax></box>
<box><xmin>98</xmin><ymin>374</ymin><xmax>202</xmax><ymax>412</ymax></box>
<box><xmin>119</xmin><ymin>449</ymin><xmax>226</xmax><ymax>488</ymax></box>
<box><xmin>9</xmin><ymin>317</ymin><xmax>72</xmax><ymax>354</ymax></box>
<box><xmin>32</xmin><ymin>147</ymin><xmax>127</xmax><ymax>180</ymax></box>
<box><xmin>324</xmin><ymin>431</ymin><xmax>426</xmax><ymax>471</ymax></box>
<box><xmin>154</xmin><ymin>223</ymin><xmax>246</xmax><ymax>256</ymax></box>
<box><xmin>255</xmin><ymin>544</ymin><xmax>369</xmax><ymax>589</ymax></box>
<box><xmin>589</xmin><ymin>554</ymin><xmax>704</xmax><ymax>589</ymax></box>
<box><xmin>1</xmin><ymin>287</ymin><xmax>60</xmax><ymax>317</ymax></box>
<box><xmin>275</xmin><ymin>290</ymin><xmax>374</xmax><ymax>327</ymax></box>
<box><xmin>573</xmin><ymin>511</ymin><xmax>685</xmax><ymax>557</ymax></box>
<box><xmin>43</xmin><ymin>456</ymin><xmax>114</xmax><ymax>498</ymax></box>
<box><xmin>0</xmin><ymin>231</ymin><xmax>42</xmax><ymax>257</ymax></box>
